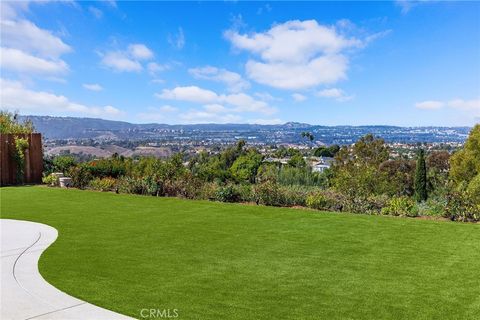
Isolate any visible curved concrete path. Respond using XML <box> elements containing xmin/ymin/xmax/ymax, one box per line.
<box><xmin>1</xmin><ymin>219</ymin><xmax>134</xmax><ymax>320</ymax></box>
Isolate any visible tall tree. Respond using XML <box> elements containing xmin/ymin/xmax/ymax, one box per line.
<box><xmin>331</xmin><ymin>134</ymin><xmax>390</xmax><ymax>197</ymax></box>
<box><xmin>450</xmin><ymin>124</ymin><xmax>480</xmax><ymax>188</ymax></box>
<box><xmin>414</xmin><ymin>149</ymin><xmax>428</xmax><ymax>202</ymax></box>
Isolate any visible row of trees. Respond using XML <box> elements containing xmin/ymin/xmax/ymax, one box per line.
<box><xmin>43</xmin><ymin>124</ymin><xmax>480</xmax><ymax>222</ymax></box>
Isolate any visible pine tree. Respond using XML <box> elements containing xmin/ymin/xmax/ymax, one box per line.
<box><xmin>414</xmin><ymin>149</ymin><xmax>428</xmax><ymax>202</ymax></box>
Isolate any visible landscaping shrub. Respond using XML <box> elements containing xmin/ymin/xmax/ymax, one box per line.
<box><xmin>253</xmin><ymin>181</ymin><xmax>282</xmax><ymax>206</ymax></box>
<box><xmin>52</xmin><ymin>155</ymin><xmax>77</xmax><ymax>174</ymax></box>
<box><xmin>233</xmin><ymin>184</ymin><xmax>254</xmax><ymax>203</ymax></box>
<box><xmin>215</xmin><ymin>185</ymin><xmax>240</xmax><ymax>203</ymax></box>
<box><xmin>277</xmin><ymin>165</ymin><xmax>326</xmax><ymax>187</ymax></box>
<box><xmin>417</xmin><ymin>198</ymin><xmax>446</xmax><ymax>217</ymax></box>
<box><xmin>117</xmin><ymin>176</ymin><xmax>146</xmax><ymax>195</ymax></box>
<box><xmin>381</xmin><ymin>196</ymin><xmax>418</xmax><ymax>217</ymax></box>
<box><xmin>277</xmin><ymin>185</ymin><xmax>309</xmax><ymax>207</ymax></box>
<box><xmin>445</xmin><ymin>191</ymin><xmax>480</xmax><ymax>222</ymax></box>
<box><xmin>163</xmin><ymin>174</ymin><xmax>203</xmax><ymax>199</ymax></box>
<box><xmin>68</xmin><ymin>165</ymin><xmax>93</xmax><ymax>189</ymax></box>
<box><xmin>342</xmin><ymin>195</ymin><xmax>389</xmax><ymax>215</ymax></box>
<box><xmin>198</xmin><ymin>182</ymin><xmax>218</xmax><ymax>200</ymax></box>
<box><xmin>306</xmin><ymin>190</ymin><xmax>345</xmax><ymax>212</ymax></box>
<box><xmin>42</xmin><ymin>173</ymin><xmax>57</xmax><ymax>186</ymax></box>
<box><xmin>84</xmin><ymin>158</ymin><xmax>126</xmax><ymax>178</ymax></box>
<box><xmin>89</xmin><ymin>177</ymin><xmax>117</xmax><ymax>192</ymax></box>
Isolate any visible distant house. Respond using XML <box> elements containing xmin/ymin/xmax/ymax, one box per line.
<box><xmin>311</xmin><ymin>157</ymin><xmax>334</xmax><ymax>173</ymax></box>
<box><xmin>264</xmin><ymin>157</ymin><xmax>289</xmax><ymax>164</ymax></box>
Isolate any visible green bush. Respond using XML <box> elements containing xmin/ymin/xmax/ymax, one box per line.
<box><xmin>42</xmin><ymin>173</ymin><xmax>57</xmax><ymax>186</ymax></box>
<box><xmin>198</xmin><ymin>182</ymin><xmax>218</xmax><ymax>200</ymax></box>
<box><xmin>117</xmin><ymin>176</ymin><xmax>146</xmax><ymax>195</ymax></box>
<box><xmin>52</xmin><ymin>155</ymin><xmax>77</xmax><ymax>174</ymax></box>
<box><xmin>381</xmin><ymin>196</ymin><xmax>418</xmax><ymax>217</ymax></box>
<box><xmin>466</xmin><ymin>174</ymin><xmax>480</xmax><ymax>204</ymax></box>
<box><xmin>342</xmin><ymin>195</ymin><xmax>389</xmax><ymax>215</ymax></box>
<box><xmin>417</xmin><ymin>198</ymin><xmax>446</xmax><ymax>217</ymax></box>
<box><xmin>277</xmin><ymin>185</ymin><xmax>309</xmax><ymax>207</ymax></box>
<box><xmin>215</xmin><ymin>185</ymin><xmax>240</xmax><ymax>203</ymax></box>
<box><xmin>306</xmin><ymin>190</ymin><xmax>345</xmax><ymax>212</ymax></box>
<box><xmin>68</xmin><ymin>165</ymin><xmax>93</xmax><ymax>189</ymax></box>
<box><xmin>163</xmin><ymin>174</ymin><xmax>203</xmax><ymax>199</ymax></box>
<box><xmin>445</xmin><ymin>191</ymin><xmax>480</xmax><ymax>222</ymax></box>
<box><xmin>233</xmin><ymin>184</ymin><xmax>254</xmax><ymax>203</ymax></box>
<box><xmin>89</xmin><ymin>177</ymin><xmax>117</xmax><ymax>192</ymax></box>
<box><xmin>254</xmin><ymin>181</ymin><xmax>282</xmax><ymax>206</ymax></box>
<box><xmin>84</xmin><ymin>158</ymin><xmax>126</xmax><ymax>178</ymax></box>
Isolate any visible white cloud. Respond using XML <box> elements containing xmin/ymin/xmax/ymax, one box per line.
<box><xmin>415</xmin><ymin>98</ymin><xmax>480</xmax><ymax>120</ymax></box>
<box><xmin>147</xmin><ymin>62</ymin><xmax>169</xmax><ymax>75</ymax></box>
<box><xmin>203</xmin><ymin>104</ymin><xmax>228</xmax><ymax>113</ymax></box>
<box><xmin>292</xmin><ymin>93</ymin><xmax>307</xmax><ymax>102</ymax></box>
<box><xmin>225</xmin><ymin>19</ymin><xmax>371</xmax><ymax>90</ymax></box>
<box><xmin>158</xmin><ymin>105</ymin><xmax>178</xmax><ymax>113</ymax></box>
<box><xmin>101</xmin><ymin>51</ymin><xmax>142</xmax><ymax>72</ymax></box>
<box><xmin>128</xmin><ymin>44</ymin><xmax>154</xmax><ymax>60</ymax></box>
<box><xmin>136</xmin><ymin>105</ymin><xmax>178</xmax><ymax>122</ymax></box>
<box><xmin>223</xmin><ymin>92</ymin><xmax>276</xmax><ymax>114</ymax></box>
<box><xmin>156</xmin><ymin>86</ymin><xmax>276</xmax><ymax>115</ymax></box>
<box><xmin>168</xmin><ymin>27</ymin><xmax>185</xmax><ymax>49</ymax></box>
<box><xmin>225</xmin><ymin>20</ymin><xmax>360</xmax><ymax>63</ymax></box>
<box><xmin>83</xmin><ymin>83</ymin><xmax>103</xmax><ymax>91</ymax></box>
<box><xmin>0</xmin><ymin>1</ymin><xmax>28</xmax><ymax>20</ymax></box>
<box><xmin>415</xmin><ymin>100</ymin><xmax>445</xmax><ymax>110</ymax></box>
<box><xmin>0</xmin><ymin>47</ymin><xmax>69</xmax><ymax>75</ymax></box>
<box><xmin>150</xmin><ymin>78</ymin><xmax>165</xmax><ymax>84</ymax></box>
<box><xmin>89</xmin><ymin>6</ymin><xmax>103</xmax><ymax>19</ymax></box>
<box><xmin>0</xmin><ymin>18</ymin><xmax>71</xmax><ymax>77</ymax></box>
<box><xmin>156</xmin><ymin>86</ymin><xmax>218</xmax><ymax>103</ymax></box>
<box><xmin>254</xmin><ymin>92</ymin><xmax>281</xmax><ymax>102</ymax></box>
<box><xmin>100</xmin><ymin>43</ymin><xmax>155</xmax><ymax>72</ymax></box>
<box><xmin>245</xmin><ymin>55</ymin><xmax>348</xmax><ymax>90</ymax></box>
<box><xmin>180</xmin><ymin>107</ymin><xmax>241</xmax><ymax>124</ymax></box>
<box><xmin>447</xmin><ymin>99</ymin><xmax>480</xmax><ymax>112</ymax></box>
<box><xmin>1</xmin><ymin>19</ymin><xmax>71</xmax><ymax>59</ymax></box>
<box><xmin>316</xmin><ymin>88</ymin><xmax>353</xmax><ymax>102</ymax></box>
<box><xmin>1</xmin><ymin>78</ymin><xmax>123</xmax><ymax>118</ymax></box>
<box><xmin>395</xmin><ymin>0</ymin><xmax>432</xmax><ymax>14</ymax></box>
<box><xmin>189</xmin><ymin>66</ymin><xmax>250</xmax><ymax>92</ymax></box>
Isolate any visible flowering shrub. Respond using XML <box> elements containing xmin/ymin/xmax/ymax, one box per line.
<box><xmin>89</xmin><ymin>177</ymin><xmax>117</xmax><ymax>192</ymax></box>
<box><xmin>381</xmin><ymin>196</ymin><xmax>418</xmax><ymax>217</ymax></box>
<box><xmin>68</xmin><ymin>165</ymin><xmax>93</xmax><ymax>189</ymax></box>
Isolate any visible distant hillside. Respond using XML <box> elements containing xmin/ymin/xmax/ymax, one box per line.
<box><xmin>19</xmin><ymin>116</ymin><xmax>310</xmax><ymax>140</ymax></box>
<box><xmin>18</xmin><ymin>115</ymin><xmax>471</xmax><ymax>144</ymax></box>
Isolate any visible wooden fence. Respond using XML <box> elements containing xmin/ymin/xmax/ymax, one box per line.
<box><xmin>0</xmin><ymin>133</ymin><xmax>43</xmax><ymax>186</ymax></box>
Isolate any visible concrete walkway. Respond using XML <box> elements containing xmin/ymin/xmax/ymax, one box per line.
<box><xmin>1</xmin><ymin>219</ymin><xmax>134</xmax><ymax>320</ymax></box>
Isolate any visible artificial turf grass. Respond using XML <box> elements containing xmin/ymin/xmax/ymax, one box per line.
<box><xmin>1</xmin><ymin>186</ymin><xmax>479</xmax><ymax>320</ymax></box>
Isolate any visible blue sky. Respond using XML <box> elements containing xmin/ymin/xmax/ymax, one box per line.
<box><xmin>1</xmin><ymin>1</ymin><xmax>479</xmax><ymax>126</ymax></box>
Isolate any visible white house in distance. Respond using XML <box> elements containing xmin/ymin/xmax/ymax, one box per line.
<box><xmin>311</xmin><ymin>157</ymin><xmax>334</xmax><ymax>173</ymax></box>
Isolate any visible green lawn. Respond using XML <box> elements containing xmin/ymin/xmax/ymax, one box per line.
<box><xmin>1</xmin><ymin>186</ymin><xmax>479</xmax><ymax>319</ymax></box>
